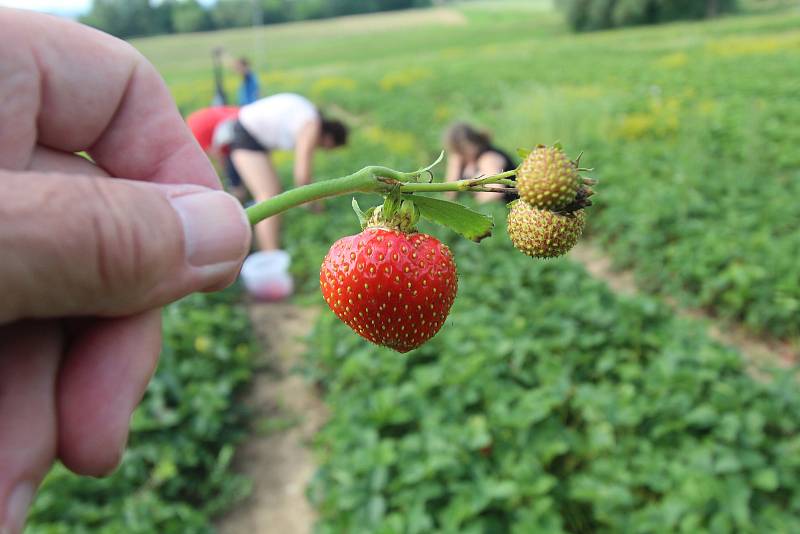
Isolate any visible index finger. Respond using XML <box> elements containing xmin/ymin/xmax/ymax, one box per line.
<box><xmin>0</xmin><ymin>8</ymin><xmax>219</xmax><ymax>188</ymax></box>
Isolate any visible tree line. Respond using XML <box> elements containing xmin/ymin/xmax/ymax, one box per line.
<box><xmin>561</xmin><ymin>0</ymin><xmax>738</xmax><ymax>31</ymax></box>
<box><xmin>79</xmin><ymin>0</ymin><xmax>434</xmax><ymax>39</ymax></box>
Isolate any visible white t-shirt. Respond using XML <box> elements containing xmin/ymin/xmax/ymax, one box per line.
<box><xmin>238</xmin><ymin>93</ymin><xmax>319</xmax><ymax>150</ymax></box>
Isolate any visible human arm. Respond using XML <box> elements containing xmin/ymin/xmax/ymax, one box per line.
<box><xmin>293</xmin><ymin>119</ymin><xmax>321</xmax><ymax>188</ymax></box>
<box><xmin>0</xmin><ymin>9</ymin><xmax>251</xmax><ymax>532</ymax></box>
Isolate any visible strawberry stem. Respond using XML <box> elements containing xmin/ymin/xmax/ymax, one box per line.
<box><xmin>245</xmin><ymin>165</ymin><xmax>405</xmax><ymax>225</ymax></box>
<box><xmin>245</xmin><ymin>158</ymin><xmax>518</xmax><ymax>226</ymax></box>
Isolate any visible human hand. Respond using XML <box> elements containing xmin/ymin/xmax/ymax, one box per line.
<box><xmin>0</xmin><ymin>9</ymin><xmax>251</xmax><ymax>533</ymax></box>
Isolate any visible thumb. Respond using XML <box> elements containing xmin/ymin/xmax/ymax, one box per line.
<box><xmin>0</xmin><ymin>171</ymin><xmax>252</xmax><ymax>322</ymax></box>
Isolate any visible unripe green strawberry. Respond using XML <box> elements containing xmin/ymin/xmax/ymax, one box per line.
<box><xmin>507</xmin><ymin>201</ymin><xmax>584</xmax><ymax>258</ymax></box>
<box><xmin>517</xmin><ymin>145</ymin><xmax>581</xmax><ymax>210</ymax></box>
<box><xmin>320</xmin><ymin>227</ymin><xmax>457</xmax><ymax>353</ymax></box>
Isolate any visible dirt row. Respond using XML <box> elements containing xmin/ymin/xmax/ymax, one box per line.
<box><xmin>217</xmin><ymin>304</ymin><xmax>324</xmax><ymax>534</ymax></box>
<box><xmin>569</xmin><ymin>242</ymin><xmax>798</xmax><ymax>371</ymax></box>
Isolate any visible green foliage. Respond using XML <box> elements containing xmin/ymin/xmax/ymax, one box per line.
<box><xmin>210</xmin><ymin>0</ymin><xmax>293</xmax><ymax>29</ymax></box>
<box><xmin>295</xmin><ymin>0</ymin><xmax>434</xmax><ymax>19</ymax></box>
<box><xmin>80</xmin><ymin>0</ymin><xmax>171</xmax><ymax>39</ymax></box>
<box><xmin>563</xmin><ymin>0</ymin><xmax>739</xmax><ymax>31</ymax></box>
<box><xmin>304</xmin><ymin>221</ymin><xmax>800</xmax><ymax>532</ymax></box>
<box><xmin>81</xmin><ymin>0</ymin><xmax>433</xmax><ymax>39</ymax></box>
<box><xmin>171</xmin><ymin>0</ymin><xmax>213</xmax><ymax>34</ymax></box>
<box><xmin>409</xmin><ymin>195</ymin><xmax>494</xmax><ymax>242</ymax></box>
<box><xmin>26</xmin><ymin>291</ymin><xmax>257</xmax><ymax>533</ymax></box>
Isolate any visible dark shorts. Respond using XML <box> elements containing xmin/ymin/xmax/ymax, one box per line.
<box><xmin>229</xmin><ymin>120</ymin><xmax>267</xmax><ymax>153</ymax></box>
<box><xmin>223</xmin><ymin>154</ymin><xmax>242</xmax><ymax>188</ymax></box>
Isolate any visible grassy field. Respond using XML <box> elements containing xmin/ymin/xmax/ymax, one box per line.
<box><xmin>29</xmin><ymin>2</ymin><xmax>800</xmax><ymax>532</ymax></box>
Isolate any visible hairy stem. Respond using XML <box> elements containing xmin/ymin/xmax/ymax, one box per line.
<box><xmin>245</xmin><ymin>164</ymin><xmax>518</xmax><ymax>225</ymax></box>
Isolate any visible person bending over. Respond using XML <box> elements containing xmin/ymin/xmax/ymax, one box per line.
<box><xmin>229</xmin><ymin>93</ymin><xmax>348</xmax><ymax>250</ymax></box>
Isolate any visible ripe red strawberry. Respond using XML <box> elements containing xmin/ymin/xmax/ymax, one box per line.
<box><xmin>320</xmin><ymin>227</ymin><xmax>457</xmax><ymax>353</ymax></box>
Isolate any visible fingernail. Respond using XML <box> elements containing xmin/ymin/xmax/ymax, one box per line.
<box><xmin>3</xmin><ymin>481</ymin><xmax>34</xmax><ymax>534</ymax></box>
<box><xmin>170</xmin><ymin>190</ymin><xmax>251</xmax><ymax>268</ymax></box>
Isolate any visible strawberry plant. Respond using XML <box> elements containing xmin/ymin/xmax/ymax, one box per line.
<box><xmin>26</xmin><ymin>290</ymin><xmax>257</xmax><ymax>533</ymax></box>
<box><xmin>304</xmin><ymin>227</ymin><xmax>800</xmax><ymax>533</ymax></box>
<box><xmin>247</xmin><ymin>147</ymin><xmax>596</xmax><ymax>351</ymax></box>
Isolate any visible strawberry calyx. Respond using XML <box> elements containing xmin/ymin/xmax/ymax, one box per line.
<box><xmin>364</xmin><ymin>197</ymin><xmax>421</xmax><ymax>233</ymax></box>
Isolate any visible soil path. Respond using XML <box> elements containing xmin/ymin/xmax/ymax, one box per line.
<box><xmin>570</xmin><ymin>243</ymin><xmax>798</xmax><ymax>371</ymax></box>
<box><xmin>217</xmin><ymin>303</ymin><xmax>324</xmax><ymax>534</ymax></box>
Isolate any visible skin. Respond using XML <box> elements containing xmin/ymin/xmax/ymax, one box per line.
<box><xmin>0</xmin><ymin>9</ymin><xmax>251</xmax><ymax>532</ymax></box>
<box><xmin>232</xmin><ymin>119</ymin><xmax>337</xmax><ymax>250</ymax></box>
<box><xmin>444</xmin><ymin>143</ymin><xmax>508</xmax><ymax>203</ymax></box>
<box><xmin>234</xmin><ymin>60</ymin><xmax>250</xmax><ymax>76</ymax></box>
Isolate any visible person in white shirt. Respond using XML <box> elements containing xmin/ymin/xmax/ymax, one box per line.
<box><xmin>229</xmin><ymin>93</ymin><xmax>348</xmax><ymax>250</ymax></box>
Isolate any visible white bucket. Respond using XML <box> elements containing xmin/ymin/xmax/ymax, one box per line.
<box><xmin>240</xmin><ymin>250</ymin><xmax>294</xmax><ymax>301</ymax></box>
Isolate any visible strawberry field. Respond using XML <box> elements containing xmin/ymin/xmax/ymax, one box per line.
<box><xmin>29</xmin><ymin>1</ymin><xmax>800</xmax><ymax>532</ymax></box>
<box><xmin>28</xmin><ymin>291</ymin><xmax>257</xmax><ymax>533</ymax></box>
<box><xmin>143</xmin><ymin>0</ymin><xmax>800</xmax><ymax>340</ymax></box>
<box><xmin>305</xmin><ymin>227</ymin><xmax>800</xmax><ymax>532</ymax></box>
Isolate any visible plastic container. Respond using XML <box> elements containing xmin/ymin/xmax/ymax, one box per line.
<box><xmin>240</xmin><ymin>250</ymin><xmax>294</xmax><ymax>301</ymax></box>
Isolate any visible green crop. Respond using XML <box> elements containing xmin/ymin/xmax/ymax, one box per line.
<box><xmin>26</xmin><ymin>291</ymin><xmax>257</xmax><ymax>533</ymax></box>
<box><xmin>304</xmin><ymin>214</ymin><xmax>800</xmax><ymax>533</ymax></box>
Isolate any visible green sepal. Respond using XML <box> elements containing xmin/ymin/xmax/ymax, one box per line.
<box><xmin>399</xmin><ymin>198</ymin><xmax>421</xmax><ymax>229</ymax></box>
<box><xmin>353</xmin><ymin>198</ymin><xmax>376</xmax><ymax>230</ymax></box>
<box><xmin>517</xmin><ymin>148</ymin><xmax>531</xmax><ymax>159</ymax></box>
<box><xmin>352</xmin><ymin>198</ymin><xmax>367</xmax><ymax>228</ymax></box>
<box><xmin>405</xmin><ymin>194</ymin><xmax>494</xmax><ymax>242</ymax></box>
<box><xmin>382</xmin><ymin>189</ymin><xmax>402</xmax><ymax>219</ymax></box>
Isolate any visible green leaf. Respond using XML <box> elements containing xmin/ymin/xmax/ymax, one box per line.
<box><xmin>517</xmin><ymin>147</ymin><xmax>531</xmax><ymax>159</ymax></box>
<box><xmin>405</xmin><ymin>194</ymin><xmax>493</xmax><ymax>242</ymax></box>
<box><xmin>752</xmin><ymin>468</ymin><xmax>779</xmax><ymax>491</ymax></box>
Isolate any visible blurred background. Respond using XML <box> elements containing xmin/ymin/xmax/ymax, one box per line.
<box><xmin>10</xmin><ymin>0</ymin><xmax>800</xmax><ymax>532</ymax></box>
